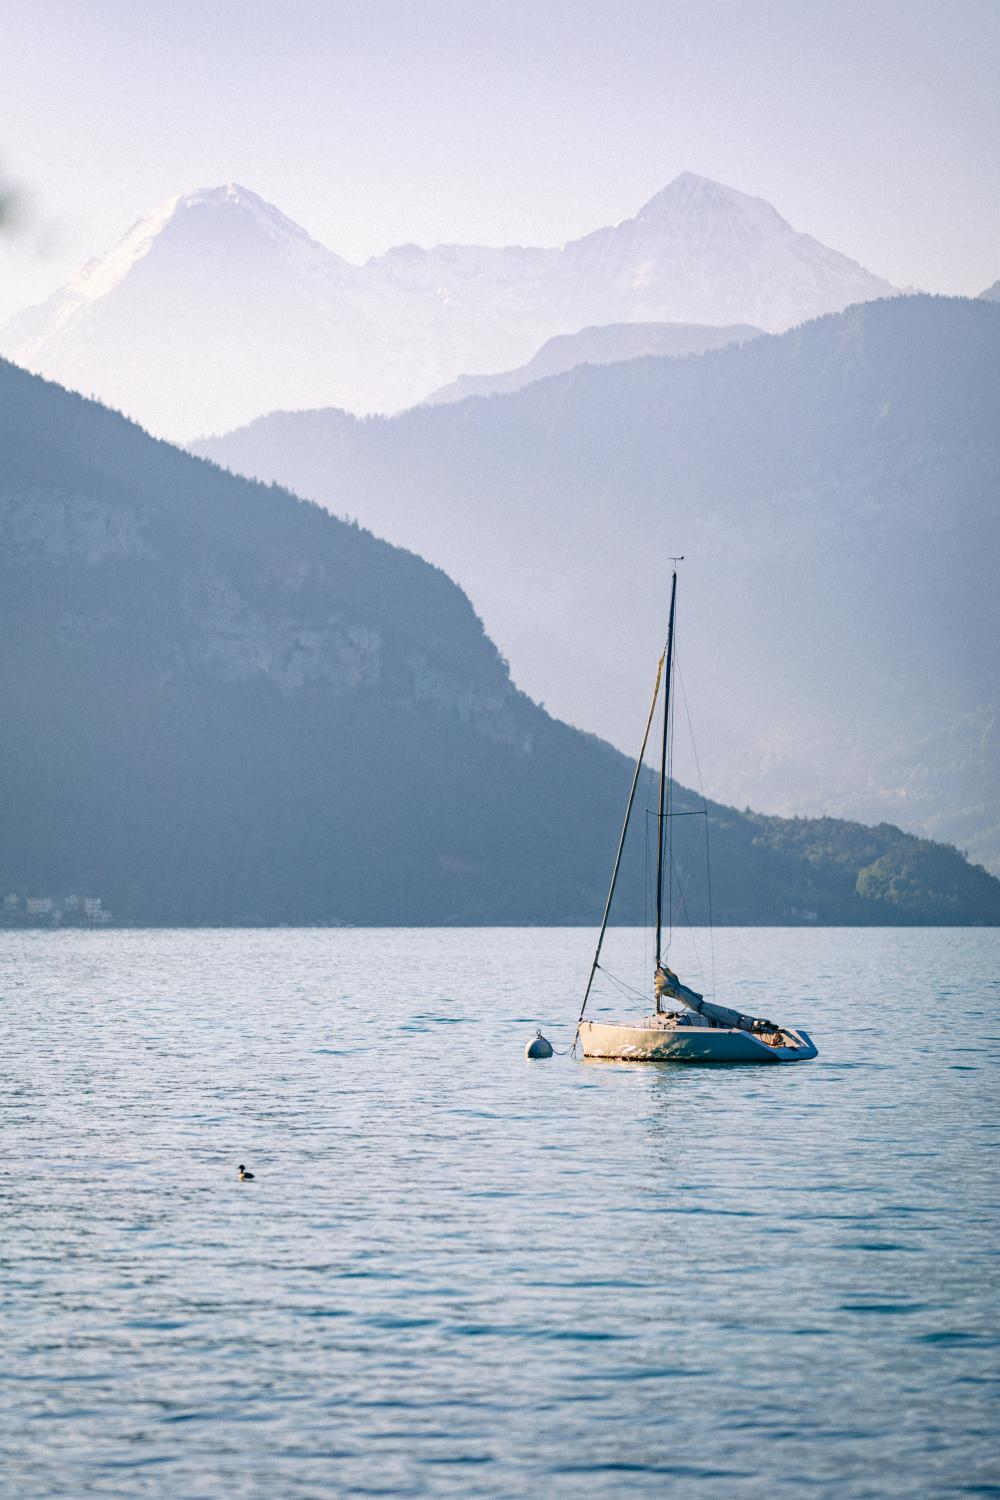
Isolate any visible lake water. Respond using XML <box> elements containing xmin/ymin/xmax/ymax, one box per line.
<box><xmin>1</xmin><ymin>926</ymin><xmax>997</xmax><ymax>1497</ymax></box>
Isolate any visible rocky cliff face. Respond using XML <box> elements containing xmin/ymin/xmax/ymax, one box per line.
<box><xmin>1</xmin><ymin>485</ymin><xmax>151</xmax><ymax>564</ymax></box>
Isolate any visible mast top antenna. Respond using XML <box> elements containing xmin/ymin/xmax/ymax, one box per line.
<box><xmin>669</xmin><ymin>554</ymin><xmax>685</xmax><ymax>564</ymax></box>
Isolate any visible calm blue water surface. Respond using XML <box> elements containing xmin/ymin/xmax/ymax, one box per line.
<box><xmin>1</xmin><ymin>926</ymin><xmax>997</xmax><ymax>1498</ymax></box>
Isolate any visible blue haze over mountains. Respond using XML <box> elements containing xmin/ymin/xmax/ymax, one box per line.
<box><xmin>195</xmin><ymin>295</ymin><xmax>1000</xmax><ymax>877</ymax></box>
<box><xmin>2</xmin><ymin>356</ymin><xmax>998</xmax><ymax>926</ymax></box>
<box><xmin>419</xmin><ymin>320</ymin><xmax>763</xmax><ymax>406</ymax></box>
<box><xmin>3</xmin><ymin>170</ymin><xmax>997</xmax><ymax>892</ymax></box>
<box><xmin>0</xmin><ymin>173</ymin><xmax>895</xmax><ymax>441</ymax></box>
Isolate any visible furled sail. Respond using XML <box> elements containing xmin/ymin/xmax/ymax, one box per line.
<box><xmin>655</xmin><ymin>963</ymin><xmax>703</xmax><ymax>1010</ymax></box>
<box><xmin>657</xmin><ymin>964</ymin><xmax>760</xmax><ymax>1030</ymax></box>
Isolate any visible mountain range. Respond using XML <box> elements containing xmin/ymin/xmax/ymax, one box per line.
<box><xmin>0</xmin><ymin>174</ymin><xmax>897</xmax><ymax>440</ymax></box>
<box><xmin>3</xmin><ymin>354</ymin><xmax>996</xmax><ymax>925</ymax></box>
<box><xmin>193</xmin><ymin>294</ymin><xmax>1000</xmax><ymax>875</ymax></box>
<box><xmin>421</xmin><ymin>320</ymin><xmax>762</xmax><ymax>405</ymax></box>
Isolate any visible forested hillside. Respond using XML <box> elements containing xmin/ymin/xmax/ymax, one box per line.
<box><xmin>194</xmin><ymin>295</ymin><xmax>1000</xmax><ymax>873</ymax></box>
<box><xmin>3</xmin><ymin>357</ymin><xmax>998</xmax><ymax>925</ymax></box>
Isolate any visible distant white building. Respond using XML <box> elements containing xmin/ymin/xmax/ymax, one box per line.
<box><xmin>26</xmin><ymin>896</ymin><xmax>54</xmax><ymax>916</ymax></box>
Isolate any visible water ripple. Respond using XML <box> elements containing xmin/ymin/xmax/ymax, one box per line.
<box><xmin>1</xmin><ymin>925</ymin><xmax>997</xmax><ymax>1498</ymax></box>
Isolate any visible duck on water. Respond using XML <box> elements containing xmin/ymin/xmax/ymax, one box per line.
<box><xmin>574</xmin><ymin>562</ymin><xmax>817</xmax><ymax>1066</ymax></box>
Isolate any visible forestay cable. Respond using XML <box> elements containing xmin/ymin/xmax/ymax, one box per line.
<box><xmin>574</xmin><ymin>648</ymin><xmax>665</xmax><ymax>1051</ymax></box>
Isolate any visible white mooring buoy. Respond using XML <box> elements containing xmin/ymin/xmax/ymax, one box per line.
<box><xmin>525</xmin><ymin>1029</ymin><xmax>554</xmax><ymax>1059</ymax></box>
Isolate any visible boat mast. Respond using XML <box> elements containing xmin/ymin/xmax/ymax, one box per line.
<box><xmin>654</xmin><ymin>564</ymin><xmax>680</xmax><ymax>993</ymax></box>
<box><xmin>574</xmin><ymin>646</ymin><xmax>666</xmax><ymax>1047</ymax></box>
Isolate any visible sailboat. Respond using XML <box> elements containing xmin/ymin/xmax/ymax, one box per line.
<box><xmin>575</xmin><ymin>564</ymin><xmax>818</xmax><ymax>1065</ymax></box>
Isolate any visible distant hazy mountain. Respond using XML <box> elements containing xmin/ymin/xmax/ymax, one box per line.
<box><xmin>194</xmin><ymin>295</ymin><xmax>1000</xmax><ymax>875</ymax></box>
<box><xmin>979</xmin><ymin>279</ymin><xmax>1000</xmax><ymax>302</ymax></box>
<box><xmin>0</xmin><ymin>186</ymin><xmax>384</xmax><ymax>442</ymax></box>
<box><xmin>421</xmin><ymin>321</ymin><xmax>762</xmax><ymax>406</ymax></box>
<box><xmin>0</xmin><ymin>174</ymin><xmax>896</xmax><ymax>439</ymax></box>
<box><xmin>3</xmin><ymin>356</ymin><xmax>995</xmax><ymax>924</ymax></box>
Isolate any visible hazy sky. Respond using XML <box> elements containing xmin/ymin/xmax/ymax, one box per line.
<box><xmin>2</xmin><ymin>0</ymin><xmax>998</xmax><ymax>322</ymax></box>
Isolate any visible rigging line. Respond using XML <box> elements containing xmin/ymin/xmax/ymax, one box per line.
<box><xmin>643</xmin><ymin>787</ymin><xmax>650</xmax><ymax>1002</ymax></box>
<box><xmin>676</xmin><ymin>656</ymin><xmax>710</xmax><ymax>813</ymax></box>
<box><xmin>666</xmin><ymin>642</ymin><xmax>677</xmax><ymax>949</ymax></box>
<box><xmin>645</xmin><ymin>758</ymin><xmax>659</xmax><ymax>990</ymax></box>
<box><xmin>648</xmin><ymin>793</ymin><xmax>710</xmax><ymax>981</ymax></box>
<box><xmin>705</xmin><ymin>809</ymin><xmax>716</xmax><ymax>1001</ymax></box>
<box><xmin>667</xmin><ymin>815</ymin><xmax>709</xmax><ymax>965</ymax></box>
<box><xmin>575</xmin><ymin>648</ymin><xmax>666</xmax><ymax>1050</ymax></box>
<box><xmin>655</xmin><ymin>566</ymin><xmax>680</xmax><ymax>978</ymax></box>
<box><xmin>676</xmin><ymin>654</ymin><xmax>716</xmax><ymax>1001</ymax></box>
<box><xmin>592</xmin><ymin>959</ymin><xmax>649</xmax><ymax>1005</ymax></box>
<box><xmin>666</xmin><ymin>839</ymin><xmax>709</xmax><ymax>996</ymax></box>
<box><xmin>668</xmin><ymin>618</ymin><xmax>677</xmax><ymax>948</ymax></box>
<box><xmin>643</xmin><ymin>807</ymin><xmax>707</xmax><ymax>819</ymax></box>
<box><xmin>597</xmin><ymin>966</ymin><xmax>649</xmax><ymax>1004</ymax></box>
<box><xmin>671</xmin><ymin>810</ymin><xmax>708</xmax><ymax>915</ymax></box>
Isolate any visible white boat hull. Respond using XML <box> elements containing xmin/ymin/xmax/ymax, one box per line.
<box><xmin>578</xmin><ymin>1018</ymin><xmax>817</xmax><ymax>1064</ymax></box>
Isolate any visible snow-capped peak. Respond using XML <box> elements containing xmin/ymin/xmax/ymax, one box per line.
<box><xmin>67</xmin><ymin>191</ymin><xmax>183</xmax><ymax>306</ymax></box>
<box><xmin>0</xmin><ymin>173</ymin><xmax>899</xmax><ymax>440</ymax></box>
<box><xmin>178</xmin><ymin>182</ymin><xmax>262</xmax><ymax>208</ymax></box>
<box><xmin>64</xmin><ymin>183</ymin><xmax>348</xmax><ymax>313</ymax></box>
<box><xmin>173</xmin><ymin>182</ymin><xmax>299</xmax><ymax>228</ymax></box>
<box><xmin>635</xmin><ymin>172</ymin><xmax>792</xmax><ymax>232</ymax></box>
